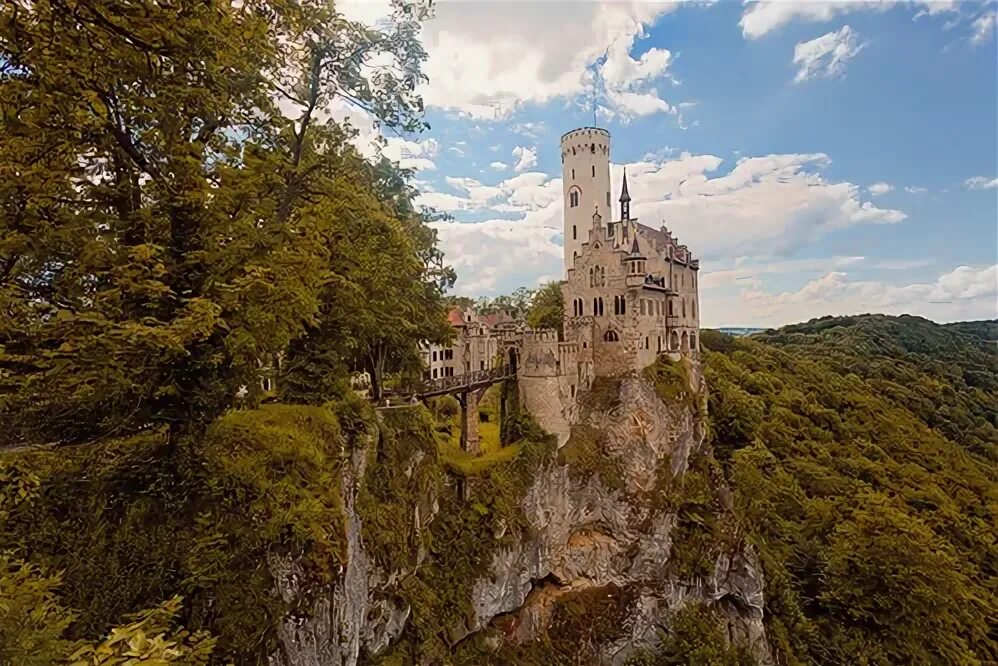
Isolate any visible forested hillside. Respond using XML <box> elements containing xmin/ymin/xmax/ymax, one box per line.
<box><xmin>703</xmin><ymin>315</ymin><xmax>997</xmax><ymax>665</ymax></box>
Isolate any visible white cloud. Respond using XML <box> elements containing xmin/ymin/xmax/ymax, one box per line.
<box><xmin>431</xmin><ymin>149</ymin><xmax>908</xmax><ymax>295</ymax></box>
<box><xmin>512</xmin><ymin>146</ymin><xmax>538</xmax><ymax>172</ymax></box>
<box><xmin>448</xmin><ymin>146</ymin><xmax>465</xmax><ymax>156</ymax></box>
<box><xmin>380</xmin><ymin>137</ymin><xmax>440</xmax><ymax>171</ymax></box>
<box><xmin>740</xmin><ymin>1</ymin><xmax>958</xmax><ymax>39</ymax></box>
<box><xmin>490</xmin><ymin>161</ymin><xmax>508</xmax><ymax>171</ymax></box>
<box><xmin>708</xmin><ymin>264</ymin><xmax>997</xmax><ymax>327</ymax></box>
<box><xmin>970</xmin><ymin>9</ymin><xmax>997</xmax><ymax>45</ymax></box>
<box><xmin>793</xmin><ymin>25</ymin><xmax>865</xmax><ymax>82</ymax></box>
<box><xmin>418</xmin><ymin>2</ymin><xmax>682</xmax><ymax>120</ymax></box>
<box><xmin>904</xmin><ymin>185</ymin><xmax>928</xmax><ymax>194</ymax></box>
<box><xmin>965</xmin><ymin>176</ymin><xmax>998</xmax><ymax>190</ymax></box>
<box><xmin>868</xmin><ymin>181</ymin><xmax>892</xmax><ymax>195</ymax></box>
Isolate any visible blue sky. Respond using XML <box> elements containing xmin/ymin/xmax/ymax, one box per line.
<box><xmin>342</xmin><ymin>0</ymin><xmax>997</xmax><ymax>327</ymax></box>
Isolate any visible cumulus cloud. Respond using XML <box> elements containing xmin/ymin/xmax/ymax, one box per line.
<box><xmin>380</xmin><ymin>137</ymin><xmax>440</xmax><ymax>171</ymax></box>
<box><xmin>430</xmin><ymin>149</ymin><xmax>908</xmax><ymax>295</ymax></box>
<box><xmin>512</xmin><ymin>146</ymin><xmax>538</xmax><ymax>172</ymax></box>
<box><xmin>868</xmin><ymin>182</ymin><xmax>892</xmax><ymax>195</ymax></box>
<box><xmin>965</xmin><ymin>176</ymin><xmax>998</xmax><ymax>190</ymax></box>
<box><xmin>707</xmin><ymin>264</ymin><xmax>998</xmax><ymax>327</ymax></box>
<box><xmin>970</xmin><ymin>9</ymin><xmax>997</xmax><ymax>45</ymax></box>
<box><xmin>416</xmin><ymin>2</ymin><xmax>682</xmax><ymax>120</ymax></box>
<box><xmin>740</xmin><ymin>1</ymin><xmax>958</xmax><ymax>39</ymax></box>
<box><xmin>793</xmin><ymin>25</ymin><xmax>865</xmax><ymax>82</ymax></box>
<box><xmin>490</xmin><ymin>161</ymin><xmax>508</xmax><ymax>171</ymax></box>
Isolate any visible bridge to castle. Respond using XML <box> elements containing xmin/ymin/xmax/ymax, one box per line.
<box><xmin>410</xmin><ymin>365</ymin><xmax>515</xmax><ymax>399</ymax></box>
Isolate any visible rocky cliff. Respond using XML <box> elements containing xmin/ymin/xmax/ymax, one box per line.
<box><xmin>271</xmin><ymin>357</ymin><xmax>771</xmax><ymax>665</ymax></box>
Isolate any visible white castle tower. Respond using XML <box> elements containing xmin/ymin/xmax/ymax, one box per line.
<box><xmin>561</xmin><ymin>127</ymin><xmax>612</xmax><ymax>275</ymax></box>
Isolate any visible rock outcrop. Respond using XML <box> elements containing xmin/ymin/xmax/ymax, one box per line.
<box><xmin>270</xmin><ymin>362</ymin><xmax>772</xmax><ymax>665</ymax></box>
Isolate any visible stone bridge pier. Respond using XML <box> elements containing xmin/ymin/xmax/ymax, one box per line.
<box><xmin>456</xmin><ymin>386</ymin><xmax>489</xmax><ymax>456</ymax></box>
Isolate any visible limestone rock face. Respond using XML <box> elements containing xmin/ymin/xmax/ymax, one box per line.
<box><xmin>270</xmin><ymin>368</ymin><xmax>772</xmax><ymax>665</ymax></box>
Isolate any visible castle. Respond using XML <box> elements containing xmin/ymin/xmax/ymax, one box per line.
<box><xmin>514</xmin><ymin>127</ymin><xmax>702</xmax><ymax>443</ymax></box>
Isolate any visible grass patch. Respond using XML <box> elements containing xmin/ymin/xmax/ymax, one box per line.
<box><xmin>558</xmin><ymin>425</ymin><xmax>625</xmax><ymax>492</ymax></box>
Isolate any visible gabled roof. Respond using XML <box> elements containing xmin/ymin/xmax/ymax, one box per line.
<box><xmin>447</xmin><ymin>309</ymin><xmax>466</xmax><ymax>326</ymax></box>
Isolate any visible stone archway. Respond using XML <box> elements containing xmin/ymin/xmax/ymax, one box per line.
<box><xmin>670</xmin><ymin>330</ymin><xmax>680</xmax><ymax>351</ymax></box>
<box><xmin>681</xmin><ymin>331</ymin><xmax>689</xmax><ymax>351</ymax></box>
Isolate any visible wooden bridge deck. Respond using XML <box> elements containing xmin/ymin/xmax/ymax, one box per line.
<box><xmin>412</xmin><ymin>365</ymin><xmax>514</xmax><ymax>399</ymax></box>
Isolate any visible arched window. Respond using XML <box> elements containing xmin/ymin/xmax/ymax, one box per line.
<box><xmin>598</xmin><ymin>297</ymin><xmax>604</xmax><ymax>316</ymax></box>
<box><xmin>604</xmin><ymin>330</ymin><xmax>619</xmax><ymax>342</ymax></box>
<box><xmin>593</xmin><ymin>297</ymin><xmax>599</xmax><ymax>316</ymax></box>
<box><xmin>670</xmin><ymin>331</ymin><xmax>680</xmax><ymax>351</ymax></box>
<box><xmin>613</xmin><ymin>295</ymin><xmax>619</xmax><ymax>315</ymax></box>
<box><xmin>681</xmin><ymin>331</ymin><xmax>689</xmax><ymax>351</ymax></box>
<box><xmin>620</xmin><ymin>296</ymin><xmax>626</xmax><ymax>315</ymax></box>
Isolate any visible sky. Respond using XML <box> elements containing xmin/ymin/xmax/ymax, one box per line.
<box><xmin>340</xmin><ymin>0</ymin><xmax>997</xmax><ymax>328</ymax></box>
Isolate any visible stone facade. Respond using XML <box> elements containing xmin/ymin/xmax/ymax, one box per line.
<box><xmin>520</xmin><ymin>126</ymin><xmax>702</xmax><ymax>445</ymax></box>
<box><xmin>421</xmin><ymin>308</ymin><xmax>511</xmax><ymax>380</ymax></box>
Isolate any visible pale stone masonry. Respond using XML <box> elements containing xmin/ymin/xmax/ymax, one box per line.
<box><xmin>518</xmin><ymin>126</ymin><xmax>702</xmax><ymax>445</ymax></box>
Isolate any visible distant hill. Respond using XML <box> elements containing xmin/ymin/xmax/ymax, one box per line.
<box><xmin>712</xmin><ymin>327</ymin><xmax>765</xmax><ymax>337</ymax></box>
<box><xmin>701</xmin><ymin>314</ymin><xmax>996</xmax><ymax>664</ymax></box>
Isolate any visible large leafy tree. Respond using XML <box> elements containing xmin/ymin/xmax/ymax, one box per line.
<box><xmin>0</xmin><ymin>0</ymin><xmax>437</xmax><ymax>447</ymax></box>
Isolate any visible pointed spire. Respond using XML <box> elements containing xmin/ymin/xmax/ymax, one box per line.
<box><xmin>630</xmin><ymin>235</ymin><xmax>640</xmax><ymax>255</ymax></box>
<box><xmin>619</xmin><ymin>168</ymin><xmax>631</xmax><ymax>202</ymax></box>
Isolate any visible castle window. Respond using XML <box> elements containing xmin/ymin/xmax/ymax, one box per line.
<box><xmin>607</xmin><ymin>192</ymin><xmax>611</xmax><ymax>207</ymax></box>
<box><xmin>604</xmin><ymin>330</ymin><xmax>619</xmax><ymax>342</ymax></box>
<box><xmin>682</xmin><ymin>299</ymin><xmax>687</xmax><ymax>318</ymax></box>
<box><xmin>645</xmin><ymin>337</ymin><xmax>650</xmax><ymax>349</ymax></box>
<box><xmin>594</xmin><ymin>297</ymin><xmax>598</xmax><ymax>316</ymax></box>
<box><xmin>572</xmin><ymin>169</ymin><xmax>575</xmax><ymax>179</ymax></box>
<box><xmin>569</xmin><ymin>191</ymin><xmax>579</xmax><ymax>208</ymax></box>
<box><xmin>692</xmin><ymin>301</ymin><xmax>697</xmax><ymax>319</ymax></box>
<box><xmin>570</xmin><ymin>385</ymin><xmax>576</xmax><ymax>398</ymax></box>
<box><xmin>432</xmin><ymin>368</ymin><xmax>438</xmax><ymax>379</ymax></box>
<box><xmin>573</xmin><ymin>225</ymin><xmax>577</xmax><ymax>240</ymax></box>
<box><xmin>589</xmin><ymin>268</ymin><xmax>594</xmax><ymax>287</ymax></box>
<box><xmin>620</xmin><ymin>296</ymin><xmax>626</xmax><ymax>315</ymax></box>
<box><xmin>598</xmin><ymin>297</ymin><xmax>604</xmax><ymax>316</ymax></box>
<box><xmin>592</xmin><ymin>165</ymin><xmax>595</xmax><ymax>176</ymax></box>
<box><xmin>591</xmin><ymin>143</ymin><xmax>595</xmax><ymax>153</ymax></box>
<box><xmin>432</xmin><ymin>351</ymin><xmax>437</xmax><ymax>362</ymax></box>
<box><xmin>657</xmin><ymin>336</ymin><xmax>663</xmax><ymax>352</ymax></box>
<box><xmin>669</xmin><ymin>300</ymin><xmax>674</xmax><ymax>316</ymax></box>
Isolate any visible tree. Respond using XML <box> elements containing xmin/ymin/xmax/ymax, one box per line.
<box><xmin>526</xmin><ymin>281</ymin><xmax>564</xmax><ymax>333</ymax></box>
<box><xmin>0</xmin><ymin>0</ymin><xmax>435</xmax><ymax>447</ymax></box>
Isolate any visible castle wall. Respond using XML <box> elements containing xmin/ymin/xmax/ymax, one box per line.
<box><xmin>518</xmin><ymin>329</ymin><xmax>580</xmax><ymax>447</ymax></box>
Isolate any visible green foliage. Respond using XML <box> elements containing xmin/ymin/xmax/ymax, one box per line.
<box><xmin>526</xmin><ymin>282</ymin><xmax>565</xmax><ymax>333</ymax></box>
<box><xmin>66</xmin><ymin>596</ymin><xmax>215</xmax><ymax>665</ymax></box>
<box><xmin>625</xmin><ymin>603</ymin><xmax>756</xmax><ymax>666</ymax></box>
<box><xmin>360</xmin><ymin>406</ymin><xmax>556</xmax><ymax>662</ymax></box>
<box><xmin>643</xmin><ymin>355</ymin><xmax>696</xmax><ymax>411</ymax></box>
<box><xmin>0</xmin><ymin>400</ymin><xmax>369</xmax><ymax>663</ymax></box>
<box><xmin>558</xmin><ymin>425</ymin><xmax>626</xmax><ymax>492</ymax></box>
<box><xmin>707</xmin><ymin>314</ymin><xmax>997</xmax><ymax>664</ymax></box>
<box><xmin>0</xmin><ymin>0</ymin><xmax>443</xmax><ymax>446</ymax></box>
<box><xmin>0</xmin><ymin>555</ymin><xmax>76</xmax><ymax>664</ymax></box>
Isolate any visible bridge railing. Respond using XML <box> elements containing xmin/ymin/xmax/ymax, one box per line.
<box><xmin>409</xmin><ymin>365</ymin><xmax>513</xmax><ymax>397</ymax></box>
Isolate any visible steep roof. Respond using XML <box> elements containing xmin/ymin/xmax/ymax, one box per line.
<box><xmin>447</xmin><ymin>309</ymin><xmax>466</xmax><ymax>326</ymax></box>
<box><xmin>635</xmin><ymin>223</ymin><xmax>670</xmax><ymax>251</ymax></box>
<box><xmin>619</xmin><ymin>168</ymin><xmax>631</xmax><ymax>202</ymax></box>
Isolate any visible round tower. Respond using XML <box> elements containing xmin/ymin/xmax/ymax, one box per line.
<box><xmin>561</xmin><ymin>127</ymin><xmax>611</xmax><ymax>276</ymax></box>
